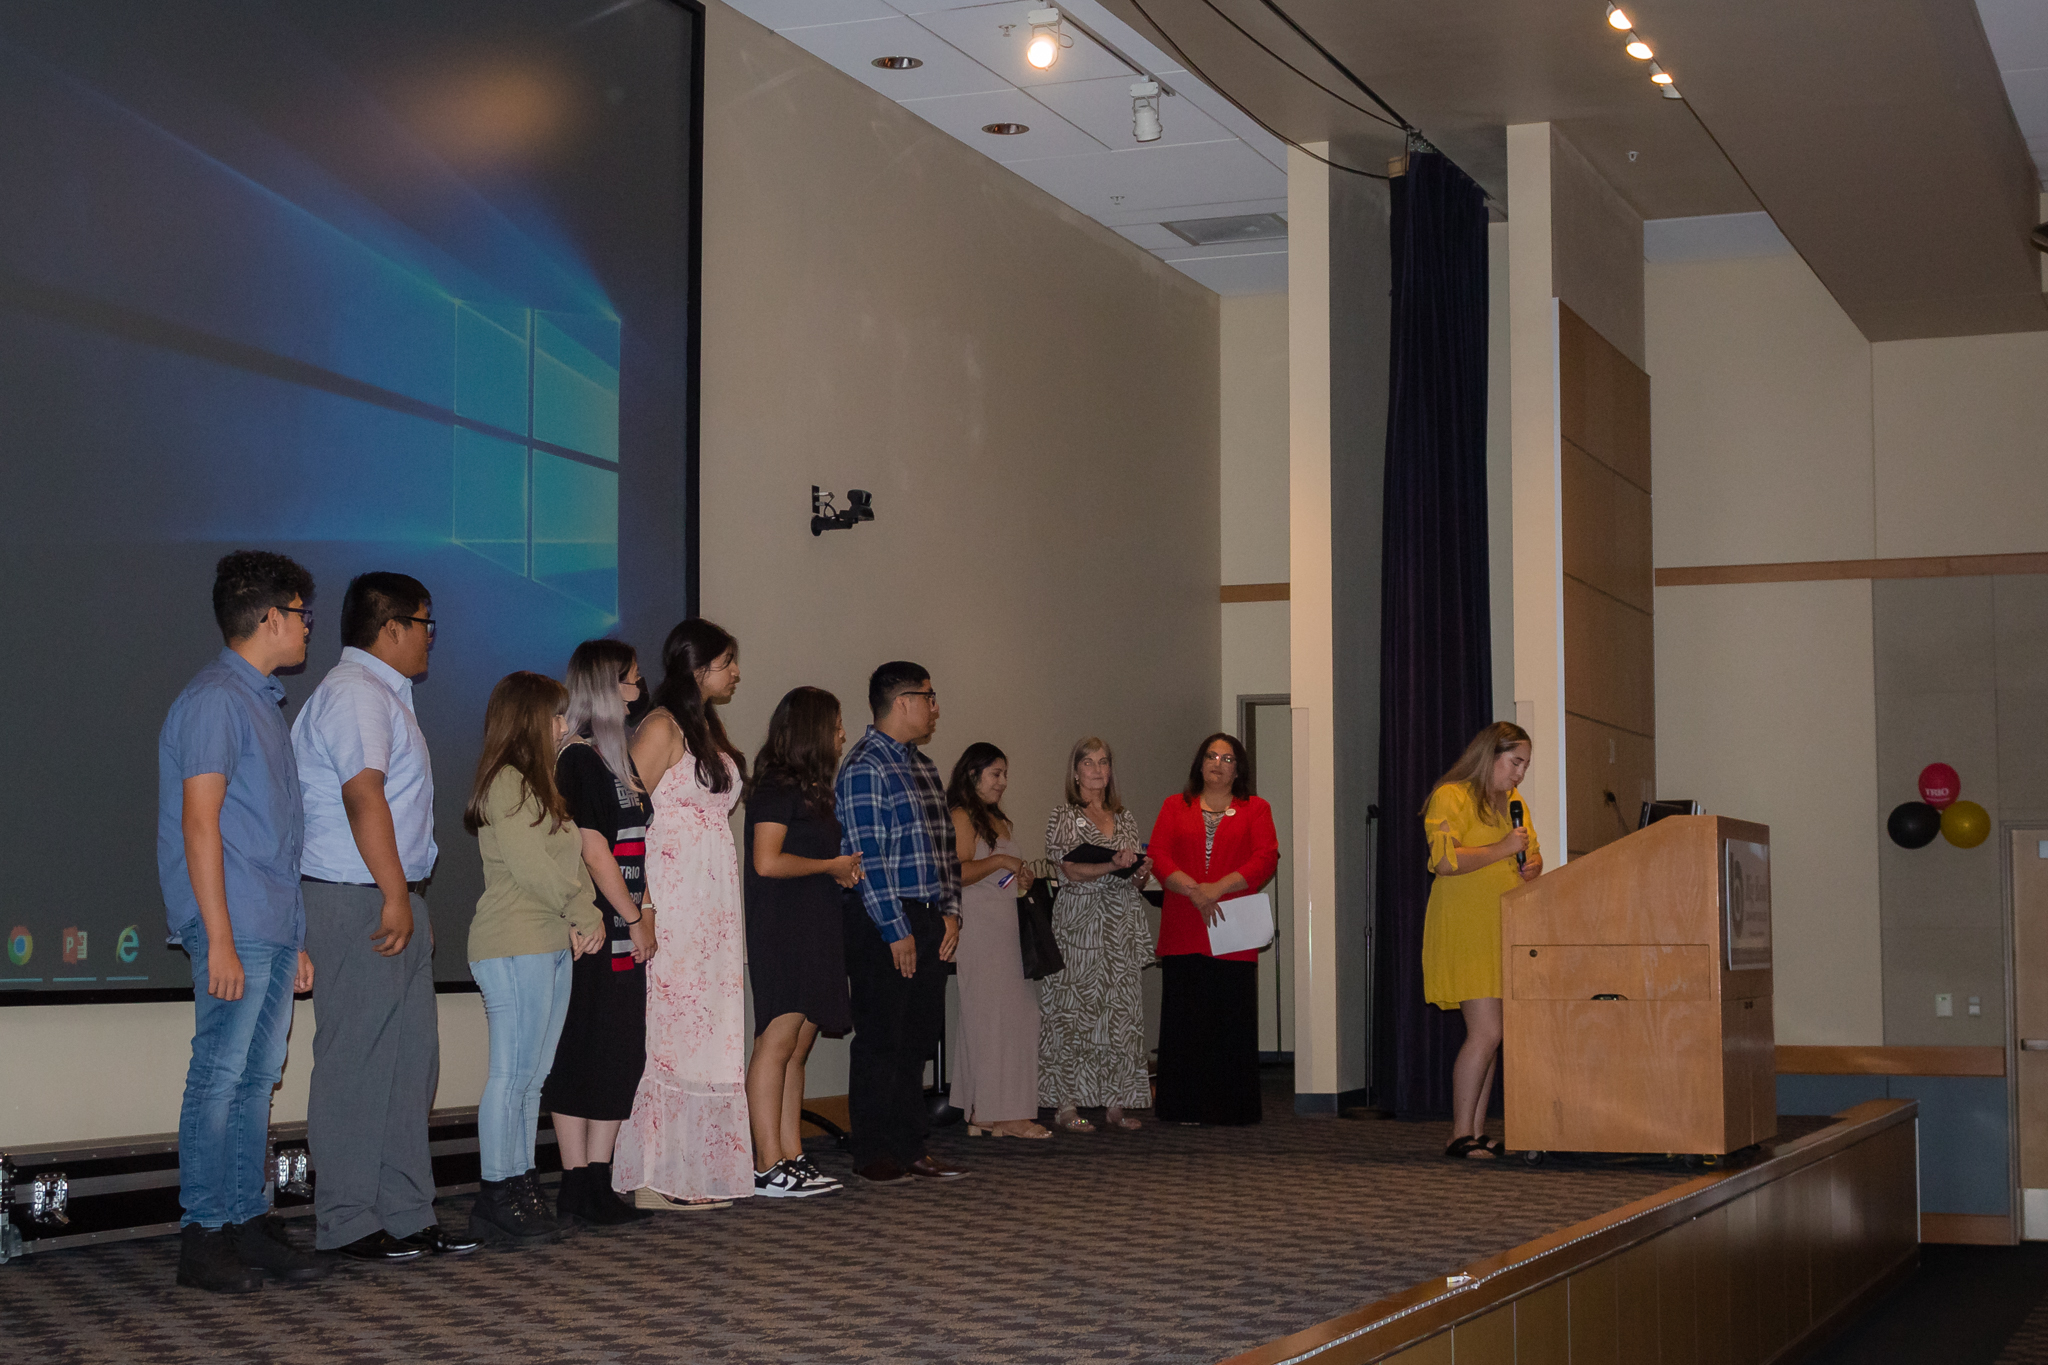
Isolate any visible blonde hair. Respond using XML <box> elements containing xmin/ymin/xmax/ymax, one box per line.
<box><xmin>1063</xmin><ymin>736</ymin><xmax>1124</xmax><ymax>814</ymax></box>
<box><xmin>1422</xmin><ymin>721</ymin><xmax>1532</xmax><ymax>822</ymax></box>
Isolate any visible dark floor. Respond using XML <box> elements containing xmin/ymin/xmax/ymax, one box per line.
<box><xmin>7</xmin><ymin>1074</ymin><xmax>1688</xmax><ymax>1365</ymax></box>
<box><xmin>1806</xmin><ymin>1241</ymin><xmax>2048</xmax><ymax>1365</ymax></box>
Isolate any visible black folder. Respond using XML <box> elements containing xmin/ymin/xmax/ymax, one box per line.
<box><xmin>1062</xmin><ymin>842</ymin><xmax>1141</xmax><ymax>879</ymax></box>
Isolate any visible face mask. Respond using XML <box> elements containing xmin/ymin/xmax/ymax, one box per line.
<box><xmin>625</xmin><ymin>685</ymin><xmax>652</xmax><ymax>729</ymax></box>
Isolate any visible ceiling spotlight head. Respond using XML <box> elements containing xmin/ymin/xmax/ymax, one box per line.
<box><xmin>1026</xmin><ymin>7</ymin><xmax>1064</xmax><ymax>70</ymax></box>
<box><xmin>1649</xmin><ymin>63</ymin><xmax>1674</xmax><ymax>84</ymax></box>
<box><xmin>982</xmin><ymin>122</ymin><xmax>1030</xmax><ymax>135</ymax></box>
<box><xmin>871</xmin><ymin>56</ymin><xmax>924</xmax><ymax>70</ymax></box>
<box><xmin>1131</xmin><ymin>79</ymin><xmax>1162</xmax><ymax>143</ymax></box>
<box><xmin>1607</xmin><ymin>5</ymin><xmax>1633</xmax><ymax>31</ymax></box>
<box><xmin>1626</xmin><ymin>38</ymin><xmax>1653</xmax><ymax>59</ymax></box>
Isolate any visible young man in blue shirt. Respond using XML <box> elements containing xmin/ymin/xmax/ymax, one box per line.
<box><xmin>159</xmin><ymin>551</ymin><xmax>330</xmax><ymax>1292</ymax></box>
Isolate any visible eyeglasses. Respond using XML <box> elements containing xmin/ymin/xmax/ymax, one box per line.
<box><xmin>900</xmin><ymin>690</ymin><xmax>938</xmax><ymax>704</ymax></box>
<box><xmin>279</xmin><ymin>606</ymin><xmax>314</xmax><ymax>630</ymax></box>
<box><xmin>397</xmin><ymin>615</ymin><xmax>437</xmax><ymax>637</ymax></box>
<box><xmin>1205</xmin><ymin>752</ymin><xmax>1238</xmax><ymax>765</ymax></box>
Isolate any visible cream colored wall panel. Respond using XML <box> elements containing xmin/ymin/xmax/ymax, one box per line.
<box><xmin>1222</xmin><ymin>599</ymin><xmax>1290</xmax><ymax>732</ymax></box>
<box><xmin>1653</xmin><ymin>579</ymin><xmax>1883</xmax><ymax>1045</ymax></box>
<box><xmin>1221</xmin><ymin>292</ymin><xmax>1290</xmax><ymax>586</ymax></box>
<box><xmin>1548</xmin><ymin>127</ymin><xmax>1646</xmax><ymax>370</ymax></box>
<box><xmin>1872</xmin><ymin>331</ymin><xmax>2048</xmax><ymax>560</ymax></box>
<box><xmin>1646</xmin><ymin>254</ymin><xmax>1875</xmax><ymax>569</ymax></box>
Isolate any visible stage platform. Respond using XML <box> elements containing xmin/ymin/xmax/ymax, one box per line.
<box><xmin>7</xmin><ymin>1075</ymin><xmax>1915</xmax><ymax>1364</ymax></box>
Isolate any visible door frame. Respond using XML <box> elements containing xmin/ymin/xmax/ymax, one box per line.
<box><xmin>1238</xmin><ymin>694</ymin><xmax>1291</xmax><ymax>1059</ymax></box>
<box><xmin>2004</xmin><ymin>820</ymin><xmax>2037</xmax><ymax>1239</ymax></box>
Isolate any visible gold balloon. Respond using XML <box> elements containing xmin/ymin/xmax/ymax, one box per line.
<box><xmin>1941</xmin><ymin>800</ymin><xmax>1990</xmax><ymax>849</ymax></box>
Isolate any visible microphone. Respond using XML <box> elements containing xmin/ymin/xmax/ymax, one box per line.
<box><xmin>1509</xmin><ymin>800</ymin><xmax>1526</xmax><ymax>867</ymax></box>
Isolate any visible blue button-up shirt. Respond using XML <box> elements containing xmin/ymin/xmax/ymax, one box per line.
<box><xmin>292</xmin><ymin>647</ymin><xmax>438</xmax><ymax>883</ymax></box>
<box><xmin>157</xmin><ymin>648</ymin><xmax>306</xmax><ymax>949</ymax></box>
<box><xmin>836</xmin><ymin>727</ymin><xmax>959</xmax><ymax>942</ymax></box>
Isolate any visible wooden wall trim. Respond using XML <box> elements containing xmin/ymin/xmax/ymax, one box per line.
<box><xmin>1776</xmin><ymin>1044</ymin><xmax>2006</xmax><ymax>1077</ymax></box>
<box><xmin>1222</xmin><ymin>583</ymin><xmax>1291</xmax><ymax>603</ymax></box>
<box><xmin>1222</xmin><ymin>1098</ymin><xmax>1919</xmax><ymax>1365</ymax></box>
<box><xmin>1657</xmin><ymin>552</ymin><xmax>2048</xmax><ymax>588</ymax></box>
<box><xmin>1921</xmin><ymin>1212</ymin><xmax>2017</xmax><ymax>1246</ymax></box>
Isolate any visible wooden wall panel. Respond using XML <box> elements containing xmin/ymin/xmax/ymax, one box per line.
<box><xmin>1451</xmin><ymin>1303</ymin><xmax>1517</xmax><ymax>1361</ymax></box>
<box><xmin>1567</xmin><ymin>1255</ymin><xmax>1622</xmax><ymax>1365</ymax></box>
<box><xmin>1615</xmin><ymin>1240</ymin><xmax>1663</xmax><ymax>1364</ymax></box>
<box><xmin>1563</xmin><ymin>713</ymin><xmax>1655</xmax><ymax>857</ymax></box>
<box><xmin>1564</xmin><ymin>576</ymin><xmax>1656</xmax><ymax>735</ymax></box>
<box><xmin>1559</xmin><ymin>304</ymin><xmax>1651</xmax><ymax>491</ymax></box>
<box><xmin>1514</xmin><ymin>1281</ymin><xmax>1570</xmax><ymax>1365</ymax></box>
<box><xmin>1383</xmin><ymin>1334</ymin><xmax>1451</xmax><ymax>1365</ymax></box>
<box><xmin>1657</xmin><ymin>1216</ymin><xmax>1700</xmax><ymax>1365</ymax></box>
<box><xmin>1562</xmin><ymin>440</ymin><xmax>1654</xmax><ymax>612</ymax></box>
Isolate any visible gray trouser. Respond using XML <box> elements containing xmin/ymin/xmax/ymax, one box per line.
<box><xmin>303</xmin><ymin>882</ymin><xmax>440</xmax><ymax>1248</ymax></box>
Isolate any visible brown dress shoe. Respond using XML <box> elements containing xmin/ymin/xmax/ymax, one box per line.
<box><xmin>855</xmin><ymin>1159</ymin><xmax>913</xmax><ymax>1185</ymax></box>
<box><xmin>907</xmin><ymin>1155</ymin><xmax>970</xmax><ymax>1181</ymax></box>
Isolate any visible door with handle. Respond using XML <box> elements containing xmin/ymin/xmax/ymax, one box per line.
<box><xmin>2013</xmin><ymin>831</ymin><xmax>2048</xmax><ymax>1238</ymax></box>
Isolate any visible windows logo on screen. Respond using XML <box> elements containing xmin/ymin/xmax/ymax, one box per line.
<box><xmin>7</xmin><ymin>927</ymin><xmax>31</xmax><ymax>966</ymax></box>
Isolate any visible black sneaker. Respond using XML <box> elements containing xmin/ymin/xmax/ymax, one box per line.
<box><xmin>229</xmin><ymin>1216</ymin><xmax>333</xmax><ymax>1282</ymax></box>
<box><xmin>753</xmin><ymin>1162</ymin><xmax>821</xmax><ymax>1199</ymax></box>
<box><xmin>470</xmin><ymin>1176</ymin><xmax>560</xmax><ymax>1246</ymax></box>
<box><xmin>176</xmin><ymin>1223</ymin><xmax>263</xmax><ymax>1294</ymax></box>
<box><xmin>789</xmin><ymin>1156</ymin><xmax>842</xmax><ymax>1193</ymax></box>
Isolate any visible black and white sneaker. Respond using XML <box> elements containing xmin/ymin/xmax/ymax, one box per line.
<box><xmin>753</xmin><ymin>1162</ymin><xmax>823</xmax><ymax>1199</ymax></box>
<box><xmin>789</xmin><ymin>1155</ymin><xmax>842</xmax><ymax>1193</ymax></box>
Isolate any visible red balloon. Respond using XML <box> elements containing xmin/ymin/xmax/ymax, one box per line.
<box><xmin>1919</xmin><ymin>763</ymin><xmax>1960</xmax><ymax>809</ymax></box>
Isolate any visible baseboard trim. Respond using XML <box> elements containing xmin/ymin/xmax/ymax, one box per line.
<box><xmin>1295</xmin><ymin>1088</ymin><xmax>1371</xmax><ymax>1117</ymax></box>
<box><xmin>1921</xmin><ymin>1212</ymin><xmax>2016</xmax><ymax>1245</ymax></box>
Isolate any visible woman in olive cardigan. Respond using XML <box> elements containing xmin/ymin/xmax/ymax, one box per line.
<box><xmin>463</xmin><ymin>671</ymin><xmax>605</xmax><ymax>1246</ymax></box>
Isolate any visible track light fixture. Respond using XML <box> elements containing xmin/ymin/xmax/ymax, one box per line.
<box><xmin>1026</xmin><ymin>7</ymin><xmax>1067</xmax><ymax>71</ymax></box>
<box><xmin>1606</xmin><ymin>5</ymin><xmax>1633</xmax><ymax>30</ymax></box>
<box><xmin>1626</xmin><ymin>38</ymin><xmax>1653</xmax><ymax>59</ymax></box>
<box><xmin>1648</xmin><ymin>63</ymin><xmax>1673</xmax><ymax>85</ymax></box>
<box><xmin>1131</xmin><ymin>80</ymin><xmax>1162</xmax><ymax>143</ymax></box>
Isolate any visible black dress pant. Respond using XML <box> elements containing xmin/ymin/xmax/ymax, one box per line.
<box><xmin>1155</xmin><ymin>954</ymin><xmax>1263</xmax><ymax>1125</ymax></box>
<box><xmin>844</xmin><ymin>898</ymin><xmax>946</xmax><ymax>1168</ymax></box>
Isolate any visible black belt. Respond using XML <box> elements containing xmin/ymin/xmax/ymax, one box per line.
<box><xmin>302</xmin><ymin>875</ymin><xmax>427</xmax><ymax>894</ymax></box>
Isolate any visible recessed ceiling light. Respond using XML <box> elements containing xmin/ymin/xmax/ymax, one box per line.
<box><xmin>1626</xmin><ymin>38</ymin><xmax>1653</xmax><ymax>59</ymax></box>
<box><xmin>871</xmin><ymin>56</ymin><xmax>923</xmax><ymax>70</ymax></box>
<box><xmin>1607</xmin><ymin>5</ymin><xmax>1633</xmax><ymax>30</ymax></box>
<box><xmin>982</xmin><ymin>122</ymin><xmax>1030</xmax><ymax>135</ymax></box>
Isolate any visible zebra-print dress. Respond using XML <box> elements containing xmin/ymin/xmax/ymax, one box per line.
<box><xmin>1037</xmin><ymin>805</ymin><xmax>1153</xmax><ymax>1110</ymax></box>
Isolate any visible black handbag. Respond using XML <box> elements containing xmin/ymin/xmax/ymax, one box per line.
<box><xmin>1016</xmin><ymin>864</ymin><xmax>1065</xmax><ymax>981</ymax></box>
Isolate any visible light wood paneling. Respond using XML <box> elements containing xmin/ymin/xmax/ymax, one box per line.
<box><xmin>1220</xmin><ymin>582</ymin><xmax>1290</xmax><ymax>602</ymax></box>
<box><xmin>1563</xmin><ymin>440</ymin><xmax>1654</xmax><ymax>613</ymax></box>
<box><xmin>1921</xmin><ymin>1213</ymin><xmax>2018</xmax><ymax>1244</ymax></box>
<box><xmin>1513</xmin><ymin>944</ymin><xmax>1715</xmax><ymax>1001</ymax></box>
<box><xmin>1774</xmin><ymin>1044</ymin><xmax>2005</xmax><ymax>1076</ymax></box>
<box><xmin>1656</xmin><ymin>551</ymin><xmax>2048</xmax><ymax>587</ymax></box>
<box><xmin>798</xmin><ymin>1094</ymin><xmax>849</xmax><ymax>1138</ymax></box>
<box><xmin>1563</xmin><ymin>713</ymin><xmax>1656</xmax><ymax>857</ymax></box>
<box><xmin>1564</xmin><ymin>576</ymin><xmax>1656</xmax><ymax>736</ymax></box>
<box><xmin>1559</xmin><ymin>303</ymin><xmax>1651</xmax><ymax>492</ymax></box>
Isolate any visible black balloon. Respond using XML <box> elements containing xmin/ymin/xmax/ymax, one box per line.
<box><xmin>1887</xmin><ymin>801</ymin><xmax>1941</xmax><ymax>849</ymax></box>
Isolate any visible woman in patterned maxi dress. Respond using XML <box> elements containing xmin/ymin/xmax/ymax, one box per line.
<box><xmin>612</xmin><ymin>620</ymin><xmax>754</xmax><ymax>1207</ymax></box>
<box><xmin>1038</xmin><ymin>736</ymin><xmax>1153</xmax><ymax>1132</ymax></box>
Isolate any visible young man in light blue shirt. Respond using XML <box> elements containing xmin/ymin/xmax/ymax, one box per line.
<box><xmin>292</xmin><ymin>571</ymin><xmax>473</xmax><ymax>1261</ymax></box>
<box><xmin>159</xmin><ymin>551</ymin><xmax>330</xmax><ymax>1293</ymax></box>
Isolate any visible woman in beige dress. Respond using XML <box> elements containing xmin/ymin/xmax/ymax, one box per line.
<box><xmin>946</xmin><ymin>743</ymin><xmax>1049</xmax><ymax>1139</ymax></box>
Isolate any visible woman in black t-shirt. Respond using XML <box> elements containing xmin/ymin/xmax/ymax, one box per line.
<box><xmin>743</xmin><ymin>687</ymin><xmax>862</xmax><ymax>1196</ymax></box>
<box><xmin>542</xmin><ymin>640</ymin><xmax>654</xmax><ymax>1227</ymax></box>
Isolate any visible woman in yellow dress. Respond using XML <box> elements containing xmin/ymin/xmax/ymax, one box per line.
<box><xmin>1420</xmin><ymin>722</ymin><xmax>1543</xmax><ymax>1160</ymax></box>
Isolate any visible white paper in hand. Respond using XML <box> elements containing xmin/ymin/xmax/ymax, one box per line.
<box><xmin>1205</xmin><ymin>892</ymin><xmax>1274</xmax><ymax>955</ymax></box>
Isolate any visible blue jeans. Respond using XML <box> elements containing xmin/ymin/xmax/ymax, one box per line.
<box><xmin>178</xmin><ymin>927</ymin><xmax>298</xmax><ymax>1228</ymax></box>
<box><xmin>473</xmin><ymin>951</ymin><xmax>573</xmax><ymax>1182</ymax></box>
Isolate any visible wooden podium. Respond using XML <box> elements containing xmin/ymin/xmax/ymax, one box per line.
<box><xmin>1500</xmin><ymin>814</ymin><xmax>1777</xmax><ymax>1156</ymax></box>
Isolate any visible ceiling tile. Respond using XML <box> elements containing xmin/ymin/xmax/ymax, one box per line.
<box><xmin>1094</xmin><ymin>195</ymin><xmax>1289</xmax><ymax>229</ymax></box>
<box><xmin>1642</xmin><ymin>211</ymin><xmax>1794</xmax><ymax>264</ymax></box>
<box><xmin>775</xmin><ymin>15</ymin><xmax>1010</xmax><ymax>101</ymax></box>
<box><xmin>1005</xmin><ymin>139</ymin><xmax>1285</xmax><ymax>220</ymax></box>
<box><xmin>1111</xmin><ymin>222</ymin><xmax>1185</xmax><ymax>249</ymax></box>
<box><xmin>1155</xmin><ymin>249</ymin><xmax>1289</xmax><ymax>296</ymax></box>
<box><xmin>1155</xmin><ymin>239</ymin><xmax>1287</xmax><ymax>263</ymax></box>
<box><xmin>1028</xmin><ymin>73</ymin><xmax>1237</xmax><ymax>151</ymax></box>
<box><xmin>1154</xmin><ymin>77</ymin><xmax>1288</xmax><ymax>172</ymax></box>
<box><xmin>723</xmin><ymin>0</ymin><xmax>902</xmax><ymax>29</ymax></box>
<box><xmin>911</xmin><ymin>1</ymin><xmax>1139</xmax><ymax>88</ymax></box>
<box><xmin>1978</xmin><ymin>0</ymin><xmax>2048</xmax><ymax>71</ymax></box>
<box><xmin>901</xmin><ymin>88</ymin><xmax>1107</xmax><ymax>158</ymax></box>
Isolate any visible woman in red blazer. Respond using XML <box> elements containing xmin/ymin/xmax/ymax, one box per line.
<box><xmin>1148</xmin><ymin>732</ymin><xmax>1280</xmax><ymax>1125</ymax></box>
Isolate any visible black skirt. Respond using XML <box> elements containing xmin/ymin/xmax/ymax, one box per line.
<box><xmin>540</xmin><ymin>929</ymin><xmax>646</xmax><ymax>1121</ymax></box>
<box><xmin>1154</xmin><ymin>954</ymin><xmax>1262</xmax><ymax>1125</ymax></box>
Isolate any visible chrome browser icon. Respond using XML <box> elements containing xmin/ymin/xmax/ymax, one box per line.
<box><xmin>7</xmin><ymin>927</ymin><xmax>31</xmax><ymax>966</ymax></box>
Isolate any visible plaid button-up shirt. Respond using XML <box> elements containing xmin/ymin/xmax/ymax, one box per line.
<box><xmin>836</xmin><ymin>726</ymin><xmax>959</xmax><ymax>942</ymax></box>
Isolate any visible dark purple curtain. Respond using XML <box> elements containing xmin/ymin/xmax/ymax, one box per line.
<box><xmin>1373</xmin><ymin>152</ymin><xmax>1493</xmax><ymax>1117</ymax></box>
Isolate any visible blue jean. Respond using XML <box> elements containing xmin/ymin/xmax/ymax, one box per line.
<box><xmin>178</xmin><ymin>927</ymin><xmax>299</xmax><ymax>1228</ymax></box>
<box><xmin>473</xmin><ymin>951</ymin><xmax>573</xmax><ymax>1182</ymax></box>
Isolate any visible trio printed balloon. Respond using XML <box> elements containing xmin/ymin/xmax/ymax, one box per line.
<box><xmin>1918</xmin><ymin>762</ymin><xmax>1960</xmax><ymax>809</ymax></box>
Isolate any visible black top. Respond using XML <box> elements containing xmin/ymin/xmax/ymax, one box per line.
<box><xmin>743</xmin><ymin>780</ymin><xmax>841</xmax><ymax>894</ymax></box>
<box><xmin>742</xmin><ymin>778</ymin><xmax>853</xmax><ymax>1032</ymax></box>
<box><xmin>556</xmin><ymin>741</ymin><xmax>649</xmax><ymax>970</ymax></box>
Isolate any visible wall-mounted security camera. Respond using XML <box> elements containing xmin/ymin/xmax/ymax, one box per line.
<box><xmin>811</xmin><ymin>486</ymin><xmax>876</xmax><ymax>537</ymax></box>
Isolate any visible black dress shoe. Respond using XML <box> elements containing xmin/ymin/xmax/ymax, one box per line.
<box><xmin>399</xmin><ymin>1223</ymin><xmax>481</xmax><ymax>1255</ymax></box>
<box><xmin>907</xmin><ymin>1155</ymin><xmax>970</xmax><ymax>1181</ymax></box>
<box><xmin>323</xmin><ymin>1231</ymin><xmax>426</xmax><ymax>1263</ymax></box>
<box><xmin>854</xmin><ymin>1159</ymin><xmax>912</xmax><ymax>1185</ymax></box>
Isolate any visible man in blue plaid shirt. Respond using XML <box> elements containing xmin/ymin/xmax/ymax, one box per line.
<box><xmin>836</xmin><ymin>661</ymin><xmax>970</xmax><ymax>1185</ymax></box>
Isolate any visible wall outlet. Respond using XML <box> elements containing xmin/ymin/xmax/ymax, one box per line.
<box><xmin>1936</xmin><ymin>993</ymin><xmax>1954</xmax><ymax>1018</ymax></box>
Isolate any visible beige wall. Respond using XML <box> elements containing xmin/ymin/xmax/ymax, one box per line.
<box><xmin>1220</xmin><ymin>292</ymin><xmax>1290</xmax><ymax>732</ymax></box>
<box><xmin>0</xmin><ymin>0</ymin><xmax>1222</xmax><ymax>1146</ymax></box>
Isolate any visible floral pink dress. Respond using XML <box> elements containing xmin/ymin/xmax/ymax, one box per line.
<box><xmin>611</xmin><ymin>746</ymin><xmax>753</xmax><ymax>1201</ymax></box>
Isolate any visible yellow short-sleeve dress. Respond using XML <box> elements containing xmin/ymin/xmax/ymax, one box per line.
<box><xmin>1419</xmin><ymin>783</ymin><xmax>1541</xmax><ymax>1009</ymax></box>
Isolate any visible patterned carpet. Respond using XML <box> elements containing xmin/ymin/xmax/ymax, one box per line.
<box><xmin>8</xmin><ymin>1076</ymin><xmax>1689</xmax><ymax>1365</ymax></box>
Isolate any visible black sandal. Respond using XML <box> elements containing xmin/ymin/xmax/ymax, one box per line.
<box><xmin>1444</xmin><ymin>1135</ymin><xmax>1493</xmax><ymax>1161</ymax></box>
<box><xmin>1478</xmin><ymin>1136</ymin><xmax>1507</xmax><ymax>1159</ymax></box>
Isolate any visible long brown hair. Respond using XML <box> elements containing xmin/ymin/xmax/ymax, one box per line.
<box><xmin>648</xmin><ymin>618</ymin><xmax>745</xmax><ymax>793</ymax></box>
<box><xmin>1423</xmin><ymin>721</ymin><xmax>1532</xmax><ymax>822</ymax></box>
<box><xmin>948</xmin><ymin>742</ymin><xmax>1011</xmax><ymax>850</ymax></box>
<box><xmin>1182</xmin><ymin>732</ymin><xmax>1251</xmax><ymax>801</ymax></box>
<box><xmin>749</xmin><ymin>686</ymin><xmax>841</xmax><ymax>818</ymax></box>
<box><xmin>1063</xmin><ymin>736</ymin><xmax>1124</xmax><ymax>814</ymax></box>
<box><xmin>464</xmin><ymin>672</ymin><xmax>571</xmax><ymax>835</ymax></box>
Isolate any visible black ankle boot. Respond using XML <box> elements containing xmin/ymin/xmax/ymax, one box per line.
<box><xmin>471</xmin><ymin>1176</ymin><xmax>558</xmax><ymax>1246</ymax></box>
<box><xmin>578</xmin><ymin>1161</ymin><xmax>649</xmax><ymax>1226</ymax></box>
<box><xmin>555</xmin><ymin>1165</ymin><xmax>592</xmax><ymax>1222</ymax></box>
<box><xmin>175</xmin><ymin>1223</ymin><xmax>263</xmax><ymax>1294</ymax></box>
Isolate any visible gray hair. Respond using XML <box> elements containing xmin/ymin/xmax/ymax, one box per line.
<box><xmin>563</xmin><ymin>639</ymin><xmax>641</xmax><ymax>792</ymax></box>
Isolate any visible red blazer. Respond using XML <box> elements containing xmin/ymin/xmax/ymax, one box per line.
<box><xmin>1148</xmin><ymin>793</ymin><xmax>1280</xmax><ymax>961</ymax></box>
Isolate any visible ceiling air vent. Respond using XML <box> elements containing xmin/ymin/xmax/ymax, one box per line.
<box><xmin>1160</xmin><ymin>212</ymin><xmax>1288</xmax><ymax>246</ymax></box>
